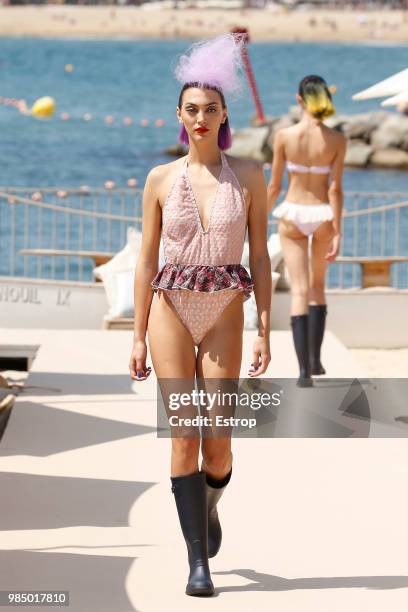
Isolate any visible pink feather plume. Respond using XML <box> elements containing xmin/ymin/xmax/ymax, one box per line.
<box><xmin>174</xmin><ymin>33</ymin><xmax>245</xmax><ymax>98</ymax></box>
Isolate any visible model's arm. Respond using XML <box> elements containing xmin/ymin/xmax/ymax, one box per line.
<box><xmin>129</xmin><ymin>167</ymin><xmax>162</xmax><ymax>381</ymax></box>
<box><xmin>247</xmin><ymin>162</ymin><xmax>271</xmax><ymax>377</ymax></box>
<box><xmin>267</xmin><ymin>130</ymin><xmax>286</xmax><ymax>214</ymax></box>
<box><xmin>326</xmin><ymin>135</ymin><xmax>346</xmax><ymax>262</ymax></box>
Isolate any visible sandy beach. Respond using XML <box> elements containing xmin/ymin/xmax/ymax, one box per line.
<box><xmin>0</xmin><ymin>6</ymin><xmax>407</xmax><ymax>42</ymax></box>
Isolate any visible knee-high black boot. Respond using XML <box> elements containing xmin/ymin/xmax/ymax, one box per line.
<box><xmin>171</xmin><ymin>471</ymin><xmax>214</xmax><ymax>596</ymax></box>
<box><xmin>309</xmin><ymin>304</ymin><xmax>327</xmax><ymax>375</ymax></box>
<box><xmin>205</xmin><ymin>468</ymin><xmax>232</xmax><ymax>558</ymax></box>
<box><xmin>290</xmin><ymin>314</ymin><xmax>313</xmax><ymax>387</ymax></box>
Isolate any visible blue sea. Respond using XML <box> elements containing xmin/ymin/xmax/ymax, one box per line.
<box><xmin>0</xmin><ymin>38</ymin><xmax>407</xmax><ymax>190</ymax></box>
<box><xmin>0</xmin><ymin>38</ymin><xmax>407</xmax><ymax>286</ymax></box>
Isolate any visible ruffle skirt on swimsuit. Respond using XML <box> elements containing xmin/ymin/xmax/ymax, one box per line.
<box><xmin>272</xmin><ymin>201</ymin><xmax>334</xmax><ymax>224</ymax></box>
<box><xmin>151</xmin><ymin>263</ymin><xmax>253</xmax><ymax>300</ymax></box>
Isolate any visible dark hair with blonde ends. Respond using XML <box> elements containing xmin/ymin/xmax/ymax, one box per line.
<box><xmin>298</xmin><ymin>75</ymin><xmax>335</xmax><ymax>120</ymax></box>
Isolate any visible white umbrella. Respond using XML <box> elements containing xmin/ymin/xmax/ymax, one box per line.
<box><xmin>352</xmin><ymin>68</ymin><xmax>408</xmax><ymax>101</ymax></box>
<box><xmin>381</xmin><ymin>90</ymin><xmax>408</xmax><ymax>107</ymax></box>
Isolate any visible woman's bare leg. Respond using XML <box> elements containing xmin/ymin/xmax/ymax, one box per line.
<box><xmin>309</xmin><ymin>221</ymin><xmax>335</xmax><ymax>304</ymax></box>
<box><xmin>193</xmin><ymin>294</ymin><xmax>244</xmax><ymax>560</ymax></box>
<box><xmin>148</xmin><ymin>291</ymin><xmax>200</xmax><ymax>477</ymax></box>
<box><xmin>278</xmin><ymin>220</ymin><xmax>309</xmax><ymax>315</ymax></box>
<box><xmin>196</xmin><ymin>293</ymin><xmax>244</xmax><ymax>480</ymax></box>
<box><xmin>308</xmin><ymin>221</ymin><xmax>335</xmax><ymax>374</ymax></box>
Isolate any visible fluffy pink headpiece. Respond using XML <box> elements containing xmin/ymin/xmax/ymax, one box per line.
<box><xmin>174</xmin><ymin>33</ymin><xmax>245</xmax><ymax>99</ymax></box>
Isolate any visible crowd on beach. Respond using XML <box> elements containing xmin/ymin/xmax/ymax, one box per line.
<box><xmin>0</xmin><ymin>0</ymin><xmax>407</xmax><ymax>42</ymax></box>
<box><xmin>2</xmin><ymin>0</ymin><xmax>408</xmax><ymax>8</ymax></box>
<box><xmin>288</xmin><ymin>0</ymin><xmax>408</xmax><ymax>8</ymax></box>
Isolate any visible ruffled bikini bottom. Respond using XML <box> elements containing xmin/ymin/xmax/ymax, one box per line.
<box><xmin>273</xmin><ymin>201</ymin><xmax>334</xmax><ymax>237</ymax></box>
<box><xmin>151</xmin><ymin>263</ymin><xmax>253</xmax><ymax>345</ymax></box>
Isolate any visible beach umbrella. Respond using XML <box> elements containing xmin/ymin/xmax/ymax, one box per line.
<box><xmin>381</xmin><ymin>90</ymin><xmax>408</xmax><ymax>107</ymax></box>
<box><xmin>352</xmin><ymin>68</ymin><xmax>408</xmax><ymax>101</ymax></box>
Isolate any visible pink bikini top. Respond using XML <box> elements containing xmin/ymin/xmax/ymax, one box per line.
<box><xmin>161</xmin><ymin>151</ymin><xmax>247</xmax><ymax>266</ymax></box>
<box><xmin>286</xmin><ymin>161</ymin><xmax>331</xmax><ymax>175</ymax></box>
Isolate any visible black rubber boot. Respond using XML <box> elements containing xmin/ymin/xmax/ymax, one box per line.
<box><xmin>290</xmin><ymin>314</ymin><xmax>313</xmax><ymax>387</ymax></box>
<box><xmin>205</xmin><ymin>468</ymin><xmax>232</xmax><ymax>558</ymax></box>
<box><xmin>171</xmin><ymin>471</ymin><xmax>214</xmax><ymax>597</ymax></box>
<box><xmin>309</xmin><ymin>304</ymin><xmax>327</xmax><ymax>375</ymax></box>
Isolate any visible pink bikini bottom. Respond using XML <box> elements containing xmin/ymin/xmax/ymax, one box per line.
<box><xmin>165</xmin><ymin>289</ymin><xmax>241</xmax><ymax>346</ymax></box>
<box><xmin>273</xmin><ymin>201</ymin><xmax>334</xmax><ymax>237</ymax></box>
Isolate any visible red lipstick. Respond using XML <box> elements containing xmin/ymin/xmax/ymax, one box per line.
<box><xmin>195</xmin><ymin>127</ymin><xmax>209</xmax><ymax>134</ymax></box>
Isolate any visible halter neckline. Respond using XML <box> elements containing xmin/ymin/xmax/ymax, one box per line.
<box><xmin>183</xmin><ymin>150</ymin><xmax>227</xmax><ymax>172</ymax></box>
<box><xmin>183</xmin><ymin>153</ymin><xmax>226</xmax><ymax>235</ymax></box>
<box><xmin>158</xmin><ymin>147</ymin><xmax>247</xmax><ymax>269</ymax></box>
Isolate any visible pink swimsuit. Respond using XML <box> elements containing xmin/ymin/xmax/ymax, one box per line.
<box><xmin>151</xmin><ymin>151</ymin><xmax>253</xmax><ymax>345</ymax></box>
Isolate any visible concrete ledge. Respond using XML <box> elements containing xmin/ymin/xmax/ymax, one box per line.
<box><xmin>271</xmin><ymin>289</ymin><xmax>408</xmax><ymax>348</ymax></box>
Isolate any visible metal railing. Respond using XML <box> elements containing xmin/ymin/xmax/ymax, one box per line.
<box><xmin>1</xmin><ymin>188</ymin><xmax>408</xmax><ymax>289</ymax></box>
<box><xmin>0</xmin><ymin>187</ymin><xmax>141</xmax><ymax>283</ymax></box>
<box><xmin>268</xmin><ymin>191</ymin><xmax>408</xmax><ymax>290</ymax></box>
<box><xmin>328</xmin><ymin>193</ymin><xmax>408</xmax><ymax>290</ymax></box>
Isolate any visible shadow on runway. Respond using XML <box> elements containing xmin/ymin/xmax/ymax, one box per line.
<box><xmin>0</xmin><ymin>550</ymin><xmax>139</xmax><ymax>611</ymax></box>
<box><xmin>236</xmin><ymin>378</ymin><xmax>408</xmax><ymax>438</ymax></box>
<box><xmin>0</xmin><ymin>400</ymin><xmax>155</xmax><ymax>457</ymax></box>
<box><xmin>0</xmin><ymin>472</ymin><xmax>155</xmax><ymax>530</ymax></box>
<box><xmin>19</xmin><ymin>372</ymin><xmax>142</xmax><ymax>397</ymax></box>
<box><xmin>213</xmin><ymin>567</ymin><xmax>408</xmax><ymax>592</ymax></box>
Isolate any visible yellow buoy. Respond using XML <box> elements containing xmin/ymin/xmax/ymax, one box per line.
<box><xmin>65</xmin><ymin>64</ymin><xmax>74</xmax><ymax>73</ymax></box>
<box><xmin>31</xmin><ymin>96</ymin><xmax>56</xmax><ymax>119</ymax></box>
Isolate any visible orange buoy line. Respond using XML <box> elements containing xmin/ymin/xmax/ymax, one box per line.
<box><xmin>0</xmin><ymin>97</ymin><xmax>165</xmax><ymax>127</ymax></box>
<box><xmin>0</xmin><ymin>96</ymin><xmax>30</xmax><ymax>115</ymax></box>
<box><xmin>15</xmin><ymin>179</ymin><xmax>141</xmax><ymax>203</ymax></box>
<box><xmin>56</xmin><ymin>113</ymin><xmax>164</xmax><ymax>126</ymax></box>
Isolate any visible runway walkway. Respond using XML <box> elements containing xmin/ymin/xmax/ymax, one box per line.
<box><xmin>0</xmin><ymin>328</ymin><xmax>407</xmax><ymax>611</ymax></box>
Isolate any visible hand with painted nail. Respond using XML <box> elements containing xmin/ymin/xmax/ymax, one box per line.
<box><xmin>129</xmin><ymin>339</ymin><xmax>152</xmax><ymax>381</ymax></box>
<box><xmin>248</xmin><ymin>337</ymin><xmax>271</xmax><ymax>377</ymax></box>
